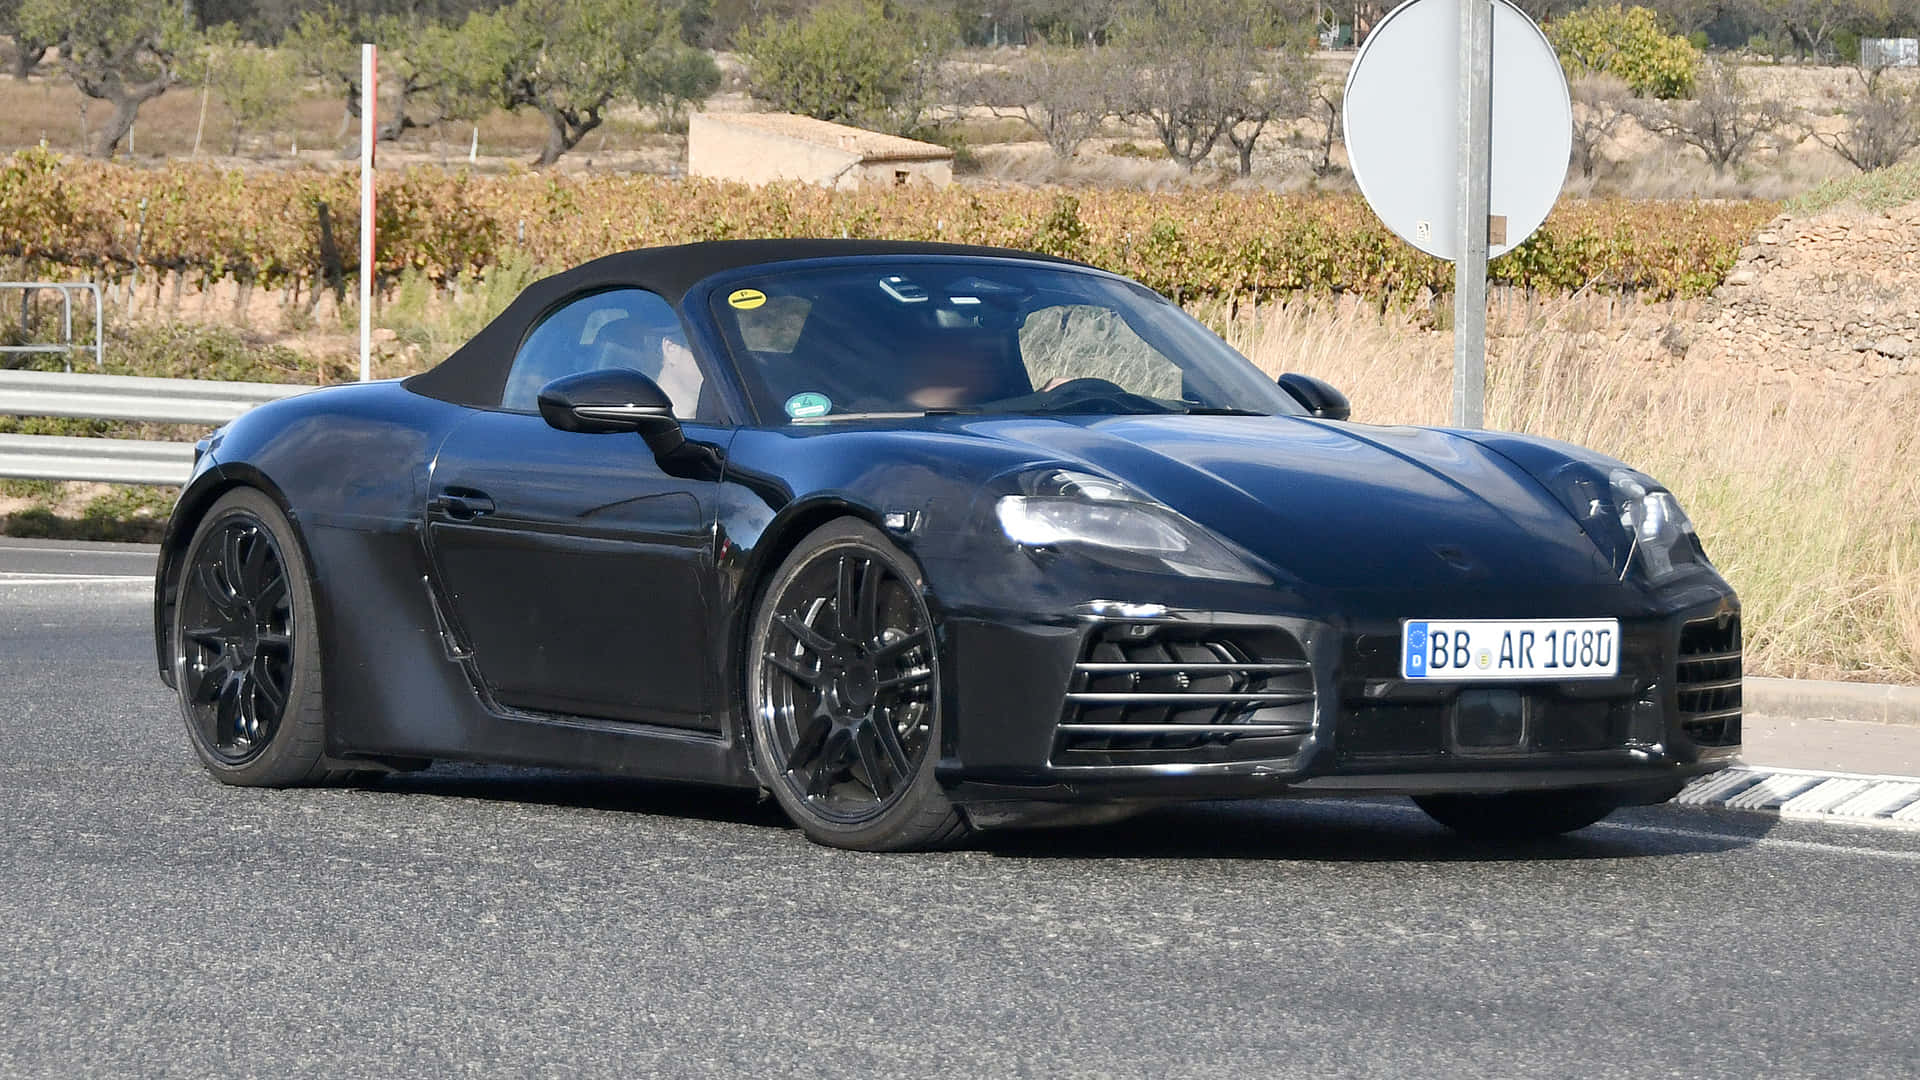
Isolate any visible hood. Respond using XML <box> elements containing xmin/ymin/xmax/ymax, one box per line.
<box><xmin>963</xmin><ymin>414</ymin><xmax>1626</xmax><ymax>601</ymax></box>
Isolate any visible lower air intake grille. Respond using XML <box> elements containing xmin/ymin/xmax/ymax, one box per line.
<box><xmin>1677</xmin><ymin>615</ymin><xmax>1741</xmax><ymax>747</ymax></box>
<box><xmin>1053</xmin><ymin>624</ymin><xmax>1315</xmax><ymax>765</ymax></box>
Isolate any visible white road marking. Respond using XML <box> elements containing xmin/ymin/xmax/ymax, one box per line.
<box><xmin>1359</xmin><ymin>798</ymin><xmax>1920</xmax><ymax>860</ymax></box>
<box><xmin>1589</xmin><ymin>820</ymin><xmax>1920</xmax><ymax>863</ymax></box>
<box><xmin>0</xmin><ymin>573</ymin><xmax>151</xmax><ymax>585</ymax></box>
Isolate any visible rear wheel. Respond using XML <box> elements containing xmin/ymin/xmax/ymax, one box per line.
<box><xmin>173</xmin><ymin>488</ymin><xmax>333</xmax><ymax>786</ymax></box>
<box><xmin>1413</xmin><ymin>789</ymin><xmax>1619</xmax><ymax>841</ymax></box>
<box><xmin>746</xmin><ymin>519</ymin><xmax>969</xmax><ymax>851</ymax></box>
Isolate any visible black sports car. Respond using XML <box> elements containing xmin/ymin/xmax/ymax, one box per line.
<box><xmin>154</xmin><ymin>239</ymin><xmax>1741</xmax><ymax>850</ymax></box>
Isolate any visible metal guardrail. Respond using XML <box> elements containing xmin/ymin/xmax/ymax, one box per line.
<box><xmin>0</xmin><ymin>282</ymin><xmax>104</xmax><ymax>370</ymax></box>
<box><xmin>0</xmin><ymin>370</ymin><xmax>310</xmax><ymax>486</ymax></box>
<box><xmin>0</xmin><ymin>433</ymin><xmax>197</xmax><ymax>486</ymax></box>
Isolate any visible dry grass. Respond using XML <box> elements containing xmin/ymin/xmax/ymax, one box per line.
<box><xmin>1212</xmin><ymin>294</ymin><xmax>1920</xmax><ymax>684</ymax></box>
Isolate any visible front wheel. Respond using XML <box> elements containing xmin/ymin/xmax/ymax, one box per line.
<box><xmin>745</xmin><ymin>519</ymin><xmax>970</xmax><ymax>851</ymax></box>
<box><xmin>172</xmin><ymin>487</ymin><xmax>334</xmax><ymax>786</ymax></box>
<box><xmin>1413</xmin><ymin>789</ymin><xmax>1619</xmax><ymax>841</ymax></box>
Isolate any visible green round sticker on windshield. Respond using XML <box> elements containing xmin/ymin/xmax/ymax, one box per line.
<box><xmin>784</xmin><ymin>392</ymin><xmax>832</xmax><ymax>419</ymax></box>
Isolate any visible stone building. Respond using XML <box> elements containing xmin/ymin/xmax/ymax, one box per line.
<box><xmin>688</xmin><ymin>113</ymin><xmax>954</xmax><ymax>190</ymax></box>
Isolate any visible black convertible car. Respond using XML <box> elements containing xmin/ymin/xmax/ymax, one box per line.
<box><xmin>154</xmin><ymin>239</ymin><xmax>1741</xmax><ymax>850</ymax></box>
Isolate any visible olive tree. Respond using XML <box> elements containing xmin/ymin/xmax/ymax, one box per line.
<box><xmin>200</xmin><ymin>26</ymin><xmax>299</xmax><ymax>155</ymax></box>
<box><xmin>0</xmin><ymin>0</ymin><xmax>53</xmax><ymax>80</ymax></box>
<box><xmin>19</xmin><ymin>0</ymin><xmax>199</xmax><ymax>158</ymax></box>
<box><xmin>736</xmin><ymin>0</ymin><xmax>953</xmax><ymax>133</ymax></box>
<box><xmin>284</xmin><ymin>9</ymin><xmax>470</xmax><ymax>142</ymax></box>
<box><xmin>450</xmin><ymin>0</ymin><xmax>715</xmax><ymax>165</ymax></box>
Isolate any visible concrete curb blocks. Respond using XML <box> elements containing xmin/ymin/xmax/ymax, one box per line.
<box><xmin>1745</xmin><ymin>676</ymin><xmax>1920</xmax><ymax>728</ymax></box>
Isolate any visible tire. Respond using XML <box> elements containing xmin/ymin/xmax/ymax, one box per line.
<box><xmin>172</xmin><ymin>487</ymin><xmax>335</xmax><ymax>786</ymax></box>
<box><xmin>1413</xmin><ymin>789</ymin><xmax>1620</xmax><ymax>841</ymax></box>
<box><xmin>745</xmin><ymin>519</ymin><xmax>970</xmax><ymax>851</ymax></box>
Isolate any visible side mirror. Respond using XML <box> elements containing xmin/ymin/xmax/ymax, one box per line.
<box><xmin>537</xmin><ymin>369</ymin><xmax>685</xmax><ymax>457</ymax></box>
<box><xmin>1277</xmin><ymin>372</ymin><xmax>1351</xmax><ymax>422</ymax></box>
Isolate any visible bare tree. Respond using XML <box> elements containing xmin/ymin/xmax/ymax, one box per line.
<box><xmin>1308</xmin><ymin>79</ymin><xmax>1341</xmax><ymax>177</ymax></box>
<box><xmin>1805</xmin><ymin>66</ymin><xmax>1920</xmax><ymax>173</ymax></box>
<box><xmin>1636</xmin><ymin>60</ymin><xmax>1789</xmax><ymax>175</ymax></box>
<box><xmin>1569</xmin><ymin>73</ymin><xmax>1633</xmax><ymax>179</ymax></box>
<box><xmin>1222</xmin><ymin>49</ymin><xmax>1313</xmax><ymax>178</ymax></box>
<box><xmin>1111</xmin><ymin>0</ymin><xmax>1314</xmax><ymax>173</ymax></box>
<box><xmin>968</xmin><ymin>47</ymin><xmax>1114</xmax><ymax>159</ymax></box>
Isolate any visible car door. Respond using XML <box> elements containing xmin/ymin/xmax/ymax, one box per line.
<box><xmin>423</xmin><ymin>287</ymin><xmax>730</xmax><ymax>730</ymax></box>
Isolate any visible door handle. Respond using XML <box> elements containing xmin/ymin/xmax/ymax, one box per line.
<box><xmin>431</xmin><ymin>488</ymin><xmax>496</xmax><ymax>520</ymax></box>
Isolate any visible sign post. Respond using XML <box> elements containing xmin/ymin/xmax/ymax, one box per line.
<box><xmin>1342</xmin><ymin>0</ymin><xmax>1570</xmax><ymax>430</ymax></box>
<box><xmin>1451</xmin><ymin>0</ymin><xmax>1493</xmax><ymax>428</ymax></box>
<box><xmin>359</xmin><ymin>43</ymin><xmax>377</xmax><ymax>384</ymax></box>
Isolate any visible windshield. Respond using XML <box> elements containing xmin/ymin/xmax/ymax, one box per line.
<box><xmin>706</xmin><ymin>260</ymin><xmax>1302</xmax><ymax>422</ymax></box>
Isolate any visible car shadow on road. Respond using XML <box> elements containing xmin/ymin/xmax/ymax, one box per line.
<box><xmin>362</xmin><ymin>765</ymin><xmax>794</xmax><ymax>831</ymax></box>
<box><xmin>968</xmin><ymin>799</ymin><xmax>1771</xmax><ymax>863</ymax></box>
<box><xmin>362</xmin><ymin>765</ymin><xmax>1767</xmax><ymax>862</ymax></box>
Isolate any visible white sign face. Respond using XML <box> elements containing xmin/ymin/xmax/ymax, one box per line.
<box><xmin>1343</xmin><ymin>0</ymin><xmax>1572</xmax><ymax>261</ymax></box>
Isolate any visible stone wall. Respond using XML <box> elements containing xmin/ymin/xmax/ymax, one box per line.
<box><xmin>1684</xmin><ymin>200</ymin><xmax>1920</xmax><ymax>385</ymax></box>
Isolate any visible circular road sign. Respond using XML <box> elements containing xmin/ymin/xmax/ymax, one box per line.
<box><xmin>1343</xmin><ymin>0</ymin><xmax>1572</xmax><ymax>261</ymax></box>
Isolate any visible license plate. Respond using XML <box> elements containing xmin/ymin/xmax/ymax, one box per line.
<box><xmin>1401</xmin><ymin>619</ymin><xmax>1620</xmax><ymax>681</ymax></box>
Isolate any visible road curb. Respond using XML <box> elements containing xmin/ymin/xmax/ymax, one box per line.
<box><xmin>1746</xmin><ymin>676</ymin><xmax>1920</xmax><ymax>728</ymax></box>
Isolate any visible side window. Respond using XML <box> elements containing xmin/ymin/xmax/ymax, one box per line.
<box><xmin>501</xmin><ymin>288</ymin><xmax>707</xmax><ymax>419</ymax></box>
<box><xmin>1017</xmin><ymin>304</ymin><xmax>1183</xmax><ymax>401</ymax></box>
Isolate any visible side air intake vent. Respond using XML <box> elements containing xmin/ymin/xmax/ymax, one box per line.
<box><xmin>1053</xmin><ymin>624</ymin><xmax>1315</xmax><ymax>765</ymax></box>
<box><xmin>1677</xmin><ymin>615</ymin><xmax>1741</xmax><ymax>747</ymax></box>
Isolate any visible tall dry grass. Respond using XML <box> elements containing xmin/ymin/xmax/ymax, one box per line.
<box><xmin>1213</xmin><ymin>295</ymin><xmax>1920</xmax><ymax>685</ymax></box>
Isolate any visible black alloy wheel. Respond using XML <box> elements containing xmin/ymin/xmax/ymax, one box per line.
<box><xmin>174</xmin><ymin>488</ymin><xmax>333</xmax><ymax>785</ymax></box>
<box><xmin>179</xmin><ymin>518</ymin><xmax>292</xmax><ymax>762</ymax></box>
<box><xmin>747</xmin><ymin>519</ymin><xmax>968</xmax><ymax>850</ymax></box>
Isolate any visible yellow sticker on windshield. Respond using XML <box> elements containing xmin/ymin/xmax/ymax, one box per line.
<box><xmin>728</xmin><ymin>288</ymin><xmax>767</xmax><ymax>310</ymax></box>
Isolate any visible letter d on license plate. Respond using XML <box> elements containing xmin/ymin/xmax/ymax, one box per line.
<box><xmin>1402</xmin><ymin>619</ymin><xmax>1620</xmax><ymax>681</ymax></box>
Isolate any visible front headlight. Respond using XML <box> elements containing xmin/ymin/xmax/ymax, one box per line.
<box><xmin>1610</xmin><ymin>469</ymin><xmax>1706</xmax><ymax>584</ymax></box>
<box><xmin>995</xmin><ymin>470</ymin><xmax>1267</xmax><ymax>583</ymax></box>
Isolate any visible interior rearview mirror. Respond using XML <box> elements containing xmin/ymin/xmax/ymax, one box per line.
<box><xmin>1277</xmin><ymin>373</ymin><xmax>1351</xmax><ymax>422</ymax></box>
<box><xmin>537</xmin><ymin>369</ymin><xmax>686</xmax><ymax>457</ymax></box>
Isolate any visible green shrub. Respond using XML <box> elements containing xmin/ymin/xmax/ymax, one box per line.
<box><xmin>1548</xmin><ymin>5</ymin><xmax>1700</xmax><ymax>99</ymax></box>
<box><xmin>1833</xmin><ymin>30</ymin><xmax>1860</xmax><ymax>64</ymax></box>
<box><xmin>105</xmin><ymin>322</ymin><xmax>312</xmax><ymax>383</ymax></box>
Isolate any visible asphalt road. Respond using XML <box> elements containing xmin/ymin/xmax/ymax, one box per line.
<box><xmin>3</xmin><ymin>541</ymin><xmax>1918</xmax><ymax>1078</ymax></box>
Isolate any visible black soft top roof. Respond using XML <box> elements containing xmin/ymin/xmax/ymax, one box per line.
<box><xmin>403</xmin><ymin>239</ymin><xmax>1085</xmax><ymax>408</ymax></box>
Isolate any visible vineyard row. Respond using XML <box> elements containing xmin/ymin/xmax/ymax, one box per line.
<box><xmin>0</xmin><ymin>150</ymin><xmax>1777</xmax><ymax>303</ymax></box>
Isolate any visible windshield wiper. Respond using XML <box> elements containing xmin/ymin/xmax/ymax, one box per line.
<box><xmin>1181</xmin><ymin>406</ymin><xmax>1268</xmax><ymax>416</ymax></box>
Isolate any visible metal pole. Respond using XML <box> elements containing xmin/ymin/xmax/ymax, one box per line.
<box><xmin>92</xmin><ymin>282</ymin><xmax>103</xmax><ymax>369</ymax></box>
<box><xmin>59</xmin><ymin>287</ymin><xmax>71</xmax><ymax>373</ymax></box>
<box><xmin>1450</xmin><ymin>0</ymin><xmax>1493</xmax><ymax>428</ymax></box>
<box><xmin>359</xmin><ymin>43</ymin><xmax>377</xmax><ymax>384</ymax></box>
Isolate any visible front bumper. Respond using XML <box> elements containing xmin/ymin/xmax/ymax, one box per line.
<box><xmin>935</xmin><ymin>591</ymin><xmax>1742</xmax><ymax>814</ymax></box>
